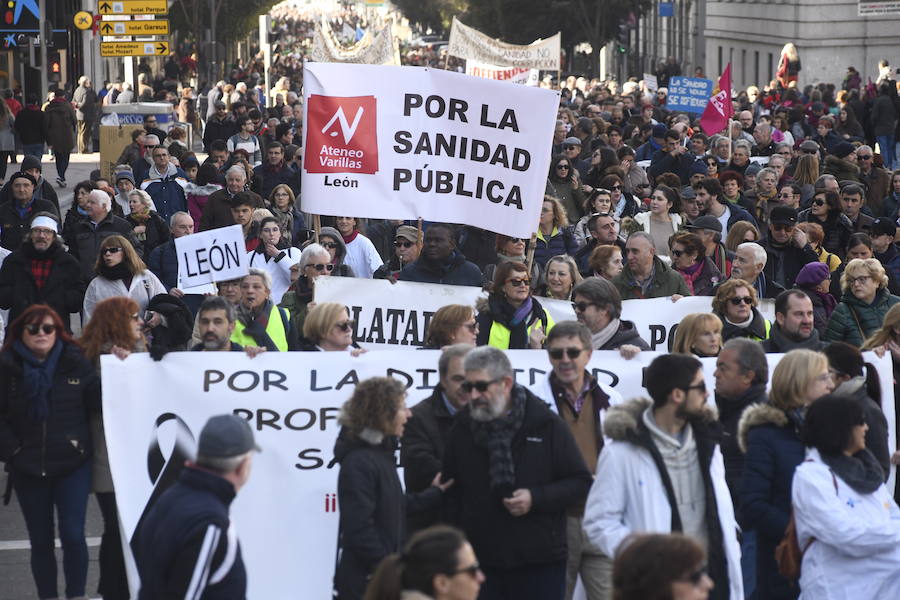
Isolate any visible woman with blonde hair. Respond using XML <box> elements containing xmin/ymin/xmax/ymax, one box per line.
<box><xmin>724</xmin><ymin>221</ymin><xmax>760</xmax><ymax>253</ymax></box>
<box><xmin>300</xmin><ymin>302</ymin><xmax>364</xmax><ymax>354</ymax></box>
<box><xmin>672</xmin><ymin>313</ymin><xmax>722</xmax><ymax>357</ymax></box>
<box><xmin>423</xmin><ymin>305</ymin><xmax>478</xmax><ymax>349</ymax></box>
<box><xmin>739</xmin><ymin>349</ymin><xmax>833</xmax><ymax>599</ymax></box>
<box><xmin>776</xmin><ymin>42</ymin><xmax>801</xmax><ymax>89</ymax></box>
<box><xmin>792</xmin><ymin>154</ymin><xmax>820</xmax><ymax>205</ymax></box>
<box><xmin>82</xmin><ymin>235</ymin><xmax>166</xmax><ymax>324</ymax></box>
<box><xmin>533</xmin><ymin>196</ymin><xmax>578</xmax><ymax>268</ymax></box>
<box><xmin>825</xmin><ymin>258</ymin><xmax>900</xmax><ymax>347</ymax></box>
<box><xmin>125</xmin><ymin>189</ymin><xmax>169</xmax><ymax>254</ymax></box>
<box><xmin>535</xmin><ymin>255</ymin><xmax>583</xmax><ymax>300</ymax></box>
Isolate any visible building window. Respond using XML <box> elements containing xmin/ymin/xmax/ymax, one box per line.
<box><xmin>768</xmin><ymin>53</ymin><xmax>774</xmax><ymax>82</ymax></box>
<box><xmin>741</xmin><ymin>49</ymin><xmax>746</xmax><ymax>87</ymax></box>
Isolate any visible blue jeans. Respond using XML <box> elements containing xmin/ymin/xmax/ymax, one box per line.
<box><xmin>23</xmin><ymin>143</ymin><xmax>44</xmax><ymax>159</ymax></box>
<box><xmin>54</xmin><ymin>151</ymin><xmax>70</xmax><ymax>182</ymax></box>
<box><xmin>480</xmin><ymin>561</ymin><xmax>566</xmax><ymax>600</ymax></box>
<box><xmin>13</xmin><ymin>460</ymin><xmax>92</xmax><ymax>599</ymax></box>
<box><xmin>877</xmin><ymin>135</ymin><xmax>896</xmax><ymax>170</ymax></box>
<box><xmin>741</xmin><ymin>529</ymin><xmax>757</xmax><ymax>599</ymax></box>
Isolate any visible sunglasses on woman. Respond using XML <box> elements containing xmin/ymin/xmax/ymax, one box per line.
<box><xmin>321</xmin><ymin>242</ymin><xmax>338</xmax><ymax>249</ymax></box>
<box><xmin>25</xmin><ymin>323</ymin><xmax>55</xmax><ymax>335</ymax></box>
<box><xmin>335</xmin><ymin>320</ymin><xmax>355</xmax><ymax>332</ymax></box>
<box><xmin>729</xmin><ymin>296</ymin><xmax>753</xmax><ymax>305</ymax></box>
<box><xmin>101</xmin><ymin>247</ymin><xmax>123</xmax><ymax>255</ymax></box>
<box><xmin>812</xmin><ymin>198</ymin><xmax>825</xmax><ymax>206</ymax></box>
<box><xmin>506</xmin><ymin>278</ymin><xmax>531</xmax><ymax>287</ymax></box>
<box><xmin>309</xmin><ymin>263</ymin><xmax>335</xmax><ymax>272</ymax></box>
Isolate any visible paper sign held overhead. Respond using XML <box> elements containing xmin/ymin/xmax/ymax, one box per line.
<box><xmin>174</xmin><ymin>225</ymin><xmax>248</xmax><ymax>289</ymax></box>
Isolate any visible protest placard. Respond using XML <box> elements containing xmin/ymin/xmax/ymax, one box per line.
<box><xmin>301</xmin><ymin>62</ymin><xmax>559</xmax><ymax>238</ymax></box>
<box><xmin>103</xmin><ymin>349</ymin><xmax>895</xmax><ymax>598</ymax></box>
<box><xmin>666</xmin><ymin>76</ymin><xmax>713</xmax><ymax>113</ymax></box>
<box><xmin>643</xmin><ymin>73</ymin><xmax>658</xmax><ymax>92</ymax></box>
<box><xmin>447</xmin><ymin>17</ymin><xmax>560</xmax><ymax>71</ymax></box>
<box><xmin>465</xmin><ymin>59</ymin><xmax>539</xmax><ymax>86</ymax></box>
<box><xmin>310</xmin><ymin>18</ymin><xmax>399</xmax><ymax>65</ymax></box>
<box><xmin>174</xmin><ymin>225</ymin><xmax>248</xmax><ymax>289</ymax></box>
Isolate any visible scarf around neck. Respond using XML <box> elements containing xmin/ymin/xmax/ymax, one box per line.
<box><xmin>469</xmin><ymin>386</ymin><xmax>527</xmax><ymax>496</ymax></box>
<box><xmin>591</xmin><ymin>317</ymin><xmax>621</xmax><ymax>349</ymax></box>
<box><xmin>13</xmin><ymin>339</ymin><xmax>64</xmax><ymax>421</ymax></box>
<box><xmin>821</xmin><ymin>449</ymin><xmax>885</xmax><ymax>495</ymax></box>
<box><xmin>341</xmin><ymin>230</ymin><xmax>359</xmax><ymax>244</ymax></box>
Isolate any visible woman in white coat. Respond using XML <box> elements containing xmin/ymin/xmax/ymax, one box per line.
<box><xmin>793</xmin><ymin>393</ymin><xmax>900</xmax><ymax>600</ymax></box>
<box><xmin>246</xmin><ymin>216</ymin><xmax>300</xmax><ymax>305</ymax></box>
<box><xmin>82</xmin><ymin>235</ymin><xmax>166</xmax><ymax>324</ymax></box>
<box><xmin>627</xmin><ymin>184</ymin><xmax>683</xmax><ymax>257</ymax></box>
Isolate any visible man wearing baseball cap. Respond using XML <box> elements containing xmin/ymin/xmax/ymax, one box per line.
<box><xmin>374</xmin><ymin>225</ymin><xmax>422</xmax><ymax>282</ymax></box>
<box><xmin>563</xmin><ymin>136</ymin><xmax>589</xmax><ymax>180</ymax></box>
<box><xmin>0</xmin><ymin>212</ymin><xmax>84</xmax><ymax>330</ymax></box>
<box><xmin>135</xmin><ymin>414</ymin><xmax>261</xmax><ymax>599</ymax></box>
<box><xmin>871</xmin><ymin>217</ymin><xmax>900</xmax><ymax>283</ymax></box>
<box><xmin>760</xmin><ymin>205</ymin><xmax>818</xmax><ymax>288</ymax></box>
<box><xmin>687</xmin><ymin>215</ymin><xmax>734</xmax><ymax>277</ymax></box>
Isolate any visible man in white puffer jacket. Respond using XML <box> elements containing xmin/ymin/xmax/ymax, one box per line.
<box><xmin>583</xmin><ymin>353</ymin><xmax>743</xmax><ymax>600</ymax></box>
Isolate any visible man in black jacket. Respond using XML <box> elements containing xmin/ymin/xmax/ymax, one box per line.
<box><xmin>401</xmin><ymin>343</ymin><xmax>472</xmax><ymax>532</ymax></box>
<box><xmin>571</xmin><ymin>277</ymin><xmax>650</xmax><ymax>352</ymax></box>
<box><xmin>0</xmin><ymin>172</ymin><xmax>59</xmax><ymax>251</ymax></box>
<box><xmin>442</xmin><ymin>346</ymin><xmax>592</xmax><ymax>600</ymax></box>
<box><xmin>0</xmin><ymin>213</ymin><xmax>84</xmax><ymax>331</ymax></box>
<box><xmin>135</xmin><ymin>414</ymin><xmax>259</xmax><ymax>600</ymax></box>
<box><xmin>398</xmin><ymin>224</ymin><xmax>483</xmax><ymax>287</ymax></box>
<box><xmin>761</xmin><ymin>290</ymin><xmax>826</xmax><ymax>352</ymax></box>
<box><xmin>761</xmin><ymin>206</ymin><xmax>817</xmax><ymax>288</ymax></box>
<box><xmin>68</xmin><ymin>190</ymin><xmax>139</xmax><ymax>280</ymax></box>
<box><xmin>252</xmin><ymin>142</ymin><xmax>301</xmax><ymax>199</ymax></box>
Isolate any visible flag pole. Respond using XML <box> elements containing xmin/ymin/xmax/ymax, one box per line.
<box><xmin>726</xmin><ymin>120</ymin><xmax>733</xmax><ymax>166</ymax></box>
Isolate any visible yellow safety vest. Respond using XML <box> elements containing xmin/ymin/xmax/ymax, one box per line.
<box><xmin>487</xmin><ymin>312</ymin><xmax>556</xmax><ymax>350</ymax></box>
<box><xmin>231</xmin><ymin>304</ymin><xmax>289</xmax><ymax>351</ymax></box>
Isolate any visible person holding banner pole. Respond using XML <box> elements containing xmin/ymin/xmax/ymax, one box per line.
<box><xmin>476</xmin><ymin>261</ymin><xmax>553</xmax><ymax>350</ymax></box>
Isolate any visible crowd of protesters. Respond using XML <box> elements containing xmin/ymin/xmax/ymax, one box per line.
<box><xmin>5</xmin><ymin>11</ymin><xmax>900</xmax><ymax>597</ymax></box>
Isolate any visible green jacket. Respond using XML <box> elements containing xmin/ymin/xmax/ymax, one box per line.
<box><xmin>611</xmin><ymin>255</ymin><xmax>692</xmax><ymax>300</ymax></box>
<box><xmin>824</xmin><ymin>288</ymin><xmax>900</xmax><ymax>347</ymax></box>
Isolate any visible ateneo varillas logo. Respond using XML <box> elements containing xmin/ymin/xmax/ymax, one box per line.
<box><xmin>305</xmin><ymin>95</ymin><xmax>378</xmax><ymax>175</ymax></box>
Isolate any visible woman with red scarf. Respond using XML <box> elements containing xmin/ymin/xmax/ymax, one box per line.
<box><xmin>670</xmin><ymin>232</ymin><xmax>723</xmax><ymax>296</ymax></box>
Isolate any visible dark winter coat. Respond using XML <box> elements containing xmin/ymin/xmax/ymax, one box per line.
<box><xmin>875</xmin><ymin>243</ymin><xmax>900</xmax><ymax>285</ymax></box>
<box><xmin>333</xmin><ymin>432</ymin><xmax>442</xmax><ymax>600</ymax></box>
<box><xmin>253</xmin><ymin>160</ymin><xmax>301</xmax><ymax>199</ymax></box>
<box><xmin>798</xmin><ymin>209</ymin><xmax>853</xmax><ymax>258</ymax></box>
<box><xmin>0</xmin><ymin>342</ymin><xmax>100</xmax><ymax>478</ymax></box>
<box><xmin>823</xmin><ymin>155</ymin><xmax>860</xmax><ymax>184</ymax></box>
<box><xmin>43</xmin><ymin>99</ymin><xmax>76</xmax><ymax>154</ymax></box>
<box><xmin>676</xmin><ymin>257</ymin><xmax>723</xmax><ymax>296</ymax></box>
<box><xmin>0</xmin><ymin>241</ymin><xmax>85</xmax><ymax>329</ymax></box>
<box><xmin>398</xmin><ymin>251</ymin><xmax>483</xmax><ymax>287</ymax></box>
<box><xmin>833</xmin><ymin>376</ymin><xmax>891</xmax><ymax>480</ymax></box>
<box><xmin>455</xmin><ymin>226</ymin><xmax>498</xmax><ymax>272</ymax></box>
<box><xmin>596</xmin><ymin>319</ymin><xmax>651</xmax><ymax>351</ymax></box>
<box><xmin>67</xmin><ymin>211</ymin><xmax>141</xmax><ymax>280</ymax></box>
<box><xmin>738</xmin><ymin>403</ymin><xmax>805</xmax><ymax>600</ymax></box>
<box><xmin>824</xmin><ymin>287</ymin><xmax>900</xmax><ymax>347</ymax></box>
<box><xmin>0</xmin><ymin>197</ymin><xmax>59</xmax><ymax>251</ymax></box>
<box><xmin>127</xmin><ymin>211</ymin><xmax>170</xmax><ymax>255</ymax></box>
<box><xmin>612</xmin><ymin>255</ymin><xmax>691</xmax><ymax>299</ymax></box>
<box><xmin>441</xmin><ymin>386</ymin><xmax>593</xmax><ymax>569</ymax></box>
<box><xmin>0</xmin><ymin>178</ymin><xmax>60</xmax><ymax>214</ymax></box>
<box><xmin>202</xmin><ymin>115</ymin><xmax>238</xmax><ymax>152</ymax></box>
<box><xmin>761</xmin><ymin>239</ymin><xmax>819</xmax><ymax>288</ymax></box>
<box><xmin>871</xmin><ymin>93</ymin><xmax>898</xmax><ymax>137</ymax></box>
<box><xmin>198</xmin><ymin>188</ymin><xmax>265</xmax><ymax>232</ymax></box>
<box><xmin>533</xmin><ymin>226</ymin><xmax>578</xmax><ymax>268</ymax></box>
<box><xmin>14</xmin><ymin>106</ymin><xmax>46</xmax><ymax>145</ymax></box>
<box><xmin>715</xmin><ymin>383</ymin><xmax>767</xmax><ymax>516</ymax></box>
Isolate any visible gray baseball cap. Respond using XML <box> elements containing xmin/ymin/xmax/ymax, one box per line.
<box><xmin>197</xmin><ymin>414</ymin><xmax>261</xmax><ymax>458</ymax></box>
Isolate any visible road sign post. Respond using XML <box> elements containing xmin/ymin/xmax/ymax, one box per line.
<box><xmin>100</xmin><ymin>41</ymin><xmax>169</xmax><ymax>57</ymax></box>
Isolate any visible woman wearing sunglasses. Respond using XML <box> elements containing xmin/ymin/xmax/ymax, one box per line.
<box><xmin>0</xmin><ymin>305</ymin><xmax>99</xmax><ymax>600</ymax></box>
<box><xmin>82</xmin><ymin>235</ymin><xmax>166</xmax><ymax>325</ymax></box>
<box><xmin>247</xmin><ymin>216</ymin><xmax>301</xmax><ymax>305</ymax></box>
<box><xmin>712</xmin><ymin>278</ymin><xmax>771</xmax><ymax>342</ymax></box>
<box><xmin>825</xmin><ymin>258</ymin><xmax>900</xmax><ymax>348</ymax></box>
<box><xmin>739</xmin><ymin>349</ymin><xmax>834</xmax><ymax>600</ymax></box>
<box><xmin>798</xmin><ymin>190</ymin><xmax>852</xmax><ymax>257</ymax></box>
<box><xmin>482</xmin><ymin>235</ymin><xmax>542</xmax><ymax>289</ymax></box>
<box><xmin>546</xmin><ymin>154</ymin><xmax>586</xmax><ymax>223</ymax></box>
<box><xmin>365</xmin><ymin>525</ymin><xmax>484</xmax><ymax>600</ymax></box>
<box><xmin>280</xmin><ymin>243</ymin><xmax>333</xmax><ymax>335</ymax></box>
<box><xmin>423</xmin><ymin>304</ymin><xmax>478</xmax><ymax>349</ymax></box>
<box><xmin>669</xmin><ymin>232</ymin><xmax>722</xmax><ymax>296</ymax></box>
<box><xmin>300</xmin><ymin>302</ymin><xmax>365</xmax><ymax>355</ymax></box>
<box><xmin>476</xmin><ymin>261</ymin><xmax>554</xmax><ymax>350</ymax></box>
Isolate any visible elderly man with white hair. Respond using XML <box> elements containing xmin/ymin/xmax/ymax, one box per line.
<box><xmin>279</xmin><ymin>243</ymin><xmax>333</xmax><ymax>334</ymax></box>
<box><xmin>855</xmin><ymin>144</ymin><xmax>893</xmax><ymax>216</ymax></box>
<box><xmin>68</xmin><ymin>189</ymin><xmax>141</xmax><ymax>280</ymax></box>
<box><xmin>199</xmin><ymin>164</ymin><xmax>264</xmax><ymax>231</ymax></box>
<box><xmin>728</xmin><ymin>241</ymin><xmax>785</xmax><ymax>299</ymax></box>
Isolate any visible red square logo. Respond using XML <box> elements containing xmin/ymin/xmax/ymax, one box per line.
<box><xmin>305</xmin><ymin>95</ymin><xmax>378</xmax><ymax>174</ymax></box>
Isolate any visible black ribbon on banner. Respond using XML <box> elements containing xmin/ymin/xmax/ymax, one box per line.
<box><xmin>130</xmin><ymin>412</ymin><xmax>196</xmax><ymax>551</ymax></box>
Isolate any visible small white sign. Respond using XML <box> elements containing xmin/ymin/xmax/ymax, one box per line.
<box><xmin>174</xmin><ymin>225</ymin><xmax>248</xmax><ymax>289</ymax></box>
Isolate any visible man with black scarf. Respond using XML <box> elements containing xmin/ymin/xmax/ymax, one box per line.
<box><xmin>0</xmin><ymin>213</ymin><xmax>84</xmax><ymax>331</ymax></box>
<box><xmin>442</xmin><ymin>346</ymin><xmax>592</xmax><ymax>600</ymax></box>
<box><xmin>762</xmin><ymin>290</ymin><xmax>826</xmax><ymax>353</ymax></box>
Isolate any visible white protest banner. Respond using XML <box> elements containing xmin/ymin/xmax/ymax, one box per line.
<box><xmin>465</xmin><ymin>59</ymin><xmax>539</xmax><ymax>86</ymax></box>
<box><xmin>447</xmin><ymin>17</ymin><xmax>560</xmax><ymax>71</ymax></box>
<box><xmin>174</xmin><ymin>224</ymin><xmax>248</xmax><ymax>289</ymax></box>
<box><xmin>103</xmin><ymin>349</ymin><xmax>895</xmax><ymax>598</ymax></box>
<box><xmin>301</xmin><ymin>62</ymin><xmax>559</xmax><ymax>238</ymax></box>
<box><xmin>643</xmin><ymin>73</ymin><xmax>658</xmax><ymax>92</ymax></box>
<box><xmin>311</xmin><ymin>18</ymin><xmax>399</xmax><ymax>66</ymax></box>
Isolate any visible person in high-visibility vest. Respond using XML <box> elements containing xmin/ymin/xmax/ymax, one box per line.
<box><xmin>476</xmin><ymin>261</ymin><xmax>554</xmax><ymax>350</ymax></box>
<box><xmin>231</xmin><ymin>267</ymin><xmax>297</xmax><ymax>351</ymax></box>
<box><xmin>713</xmin><ymin>278</ymin><xmax>772</xmax><ymax>343</ymax></box>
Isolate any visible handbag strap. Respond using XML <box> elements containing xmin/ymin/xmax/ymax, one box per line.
<box><xmin>848</xmin><ymin>305</ymin><xmax>865</xmax><ymax>340</ymax></box>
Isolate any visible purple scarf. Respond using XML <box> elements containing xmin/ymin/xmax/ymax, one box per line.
<box><xmin>510</xmin><ymin>296</ymin><xmax>533</xmax><ymax>327</ymax></box>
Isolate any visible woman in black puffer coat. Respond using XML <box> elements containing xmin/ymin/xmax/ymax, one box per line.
<box><xmin>0</xmin><ymin>305</ymin><xmax>100</xmax><ymax>600</ymax></box>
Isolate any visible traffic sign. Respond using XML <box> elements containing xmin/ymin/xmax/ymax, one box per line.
<box><xmin>74</xmin><ymin>11</ymin><xmax>94</xmax><ymax>30</ymax></box>
<box><xmin>100</xmin><ymin>40</ymin><xmax>169</xmax><ymax>57</ymax></box>
<box><xmin>100</xmin><ymin>19</ymin><xmax>170</xmax><ymax>36</ymax></box>
<box><xmin>98</xmin><ymin>0</ymin><xmax>167</xmax><ymax>15</ymax></box>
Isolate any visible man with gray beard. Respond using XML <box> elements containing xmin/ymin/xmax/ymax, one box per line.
<box><xmin>442</xmin><ymin>346</ymin><xmax>592</xmax><ymax>600</ymax></box>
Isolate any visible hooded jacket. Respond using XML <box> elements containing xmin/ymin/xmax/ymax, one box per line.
<box><xmin>398</xmin><ymin>249</ymin><xmax>483</xmax><ymax>287</ymax></box>
<box><xmin>824</xmin><ymin>287</ymin><xmax>900</xmax><ymax>347</ymax></box>
<box><xmin>441</xmin><ymin>386</ymin><xmax>593</xmax><ymax>569</ymax></box>
<box><xmin>737</xmin><ymin>403</ymin><xmax>804</xmax><ymax>600</ymax></box>
<box><xmin>611</xmin><ymin>255</ymin><xmax>691</xmax><ymax>300</ymax></box>
<box><xmin>319</xmin><ymin>226</ymin><xmax>355</xmax><ymax>277</ymax></box>
<box><xmin>823</xmin><ymin>154</ymin><xmax>861</xmax><ymax>184</ymax></box>
<box><xmin>583</xmin><ymin>397</ymin><xmax>742</xmax><ymax>600</ymax></box>
<box><xmin>140</xmin><ymin>163</ymin><xmax>189</xmax><ymax>223</ymax></box>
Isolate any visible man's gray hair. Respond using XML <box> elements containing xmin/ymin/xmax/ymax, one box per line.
<box><xmin>245</xmin><ymin>267</ymin><xmax>272</xmax><ymax>291</ymax></box>
<box><xmin>463</xmin><ymin>346</ymin><xmax>513</xmax><ymax>380</ymax></box>
<box><xmin>89</xmin><ymin>189</ymin><xmax>111</xmax><ymax>210</ymax></box>
<box><xmin>299</xmin><ymin>243</ymin><xmax>330</xmax><ymax>269</ymax></box>
<box><xmin>226</xmin><ymin>165</ymin><xmax>247</xmax><ymax>180</ymax></box>
<box><xmin>734</xmin><ymin>139</ymin><xmax>752</xmax><ymax>153</ymax></box>
<box><xmin>196</xmin><ymin>451</ymin><xmax>251</xmax><ymax>475</ymax></box>
<box><xmin>774</xmin><ymin>142</ymin><xmax>792</xmax><ymax>154</ymax></box>
<box><xmin>768</xmin><ymin>154</ymin><xmax>786</xmax><ymax>167</ymax></box>
<box><xmin>814</xmin><ymin>174</ymin><xmax>837</xmax><ymax>191</ymax></box>
<box><xmin>857</xmin><ymin>144</ymin><xmax>873</xmax><ymax>154</ymax></box>
<box><xmin>439</xmin><ymin>343</ymin><xmax>474</xmax><ymax>378</ymax></box>
<box><xmin>723</xmin><ymin>338</ymin><xmax>768</xmax><ymax>384</ymax></box>
<box><xmin>738</xmin><ymin>242</ymin><xmax>767</xmax><ymax>268</ymax></box>
<box><xmin>169</xmin><ymin>211</ymin><xmax>191</xmax><ymax>227</ymax></box>
<box><xmin>572</xmin><ymin>277</ymin><xmax>622</xmax><ymax>319</ymax></box>
<box><xmin>627</xmin><ymin>231</ymin><xmax>656</xmax><ymax>252</ymax></box>
<box><xmin>715</xmin><ymin>136</ymin><xmax>731</xmax><ymax>150</ymax></box>
<box><xmin>199</xmin><ymin>295</ymin><xmax>236</xmax><ymax>323</ymax></box>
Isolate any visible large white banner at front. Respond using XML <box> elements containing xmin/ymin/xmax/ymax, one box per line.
<box><xmin>313</xmin><ymin>278</ymin><xmax>773</xmax><ymax>351</ymax></box>
<box><xmin>104</xmin><ymin>350</ymin><xmax>894</xmax><ymax>599</ymax></box>
<box><xmin>447</xmin><ymin>17</ymin><xmax>561</xmax><ymax>71</ymax></box>
<box><xmin>300</xmin><ymin>62</ymin><xmax>559</xmax><ymax>238</ymax></box>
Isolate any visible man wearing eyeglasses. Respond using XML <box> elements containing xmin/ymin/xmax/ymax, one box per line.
<box><xmin>562</xmin><ymin>137</ymin><xmax>589</xmax><ymax>180</ymax></box>
<box><xmin>584</xmin><ymin>353</ymin><xmax>743</xmax><ymax>600</ymax></box>
<box><xmin>855</xmin><ymin>144</ymin><xmax>892</xmax><ymax>216</ymax></box>
<box><xmin>570</xmin><ymin>278</ymin><xmax>649</xmax><ymax>353</ymax></box>
<box><xmin>529</xmin><ymin>321</ymin><xmax>621</xmax><ymax>600</ymax></box>
<box><xmin>760</xmin><ymin>206</ymin><xmax>817</xmax><ymax>289</ymax></box>
<box><xmin>442</xmin><ymin>346</ymin><xmax>592</xmax><ymax>600</ymax></box>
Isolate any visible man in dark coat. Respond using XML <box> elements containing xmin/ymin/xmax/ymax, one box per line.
<box><xmin>0</xmin><ymin>213</ymin><xmax>84</xmax><ymax>330</ymax></box>
<box><xmin>761</xmin><ymin>206</ymin><xmax>818</xmax><ymax>288</ymax></box>
<box><xmin>761</xmin><ymin>290</ymin><xmax>826</xmax><ymax>353</ymax></box>
<box><xmin>43</xmin><ymin>89</ymin><xmax>77</xmax><ymax>187</ymax></box>
<box><xmin>135</xmin><ymin>414</ymin><xmax>259</xmax><ymax>600</ymax></box>
<box><xmin>0</xmin><ymin>171</ymin><xmax>59</xmax><ymax>251</ymax></box>
<box><xmin>68</xmin><ymin>190</ymin><xmax>139</xmax><ymax>280</ymax></box>
<box><xmin>148</xmin><ymin>211</ymin><xmax>205</xmax><ymax>316</ymax></box>
<box><xmin>398</xmin><ymin>224</ymin><xmax>483</xmax><ymax>287</ymax></box>
<box><xmin>202</xmin><ymin>101</ymin><xmax>238</xmax><ymax>152</ymax></box>
<box><xmin>252</xmin><ymin>142</ymin><xmax>301</xmax><ymax>199</ymax></box>
<box><xmin>401</xmin><ymin>344</ymin><xmax>472</xmax><ymax>532</ymax></box>
<box><xmin>442</xmin><ymin>346</ymin><xmax>593</xmax><ymax>599</ymax></box>
<box><xmin>199</xmin><ymin>165</ymin><xmax>264</xmax><ymax>231</ymax></box>
<box><xmin>455</xmin><ymin>225</ymin><xmax>498</xmax><ymax>272</ymax></box>
<box><xmin>572</xmin><ymin>277</ymin><xmax>650</xmax><ymax>351</ymax></box>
